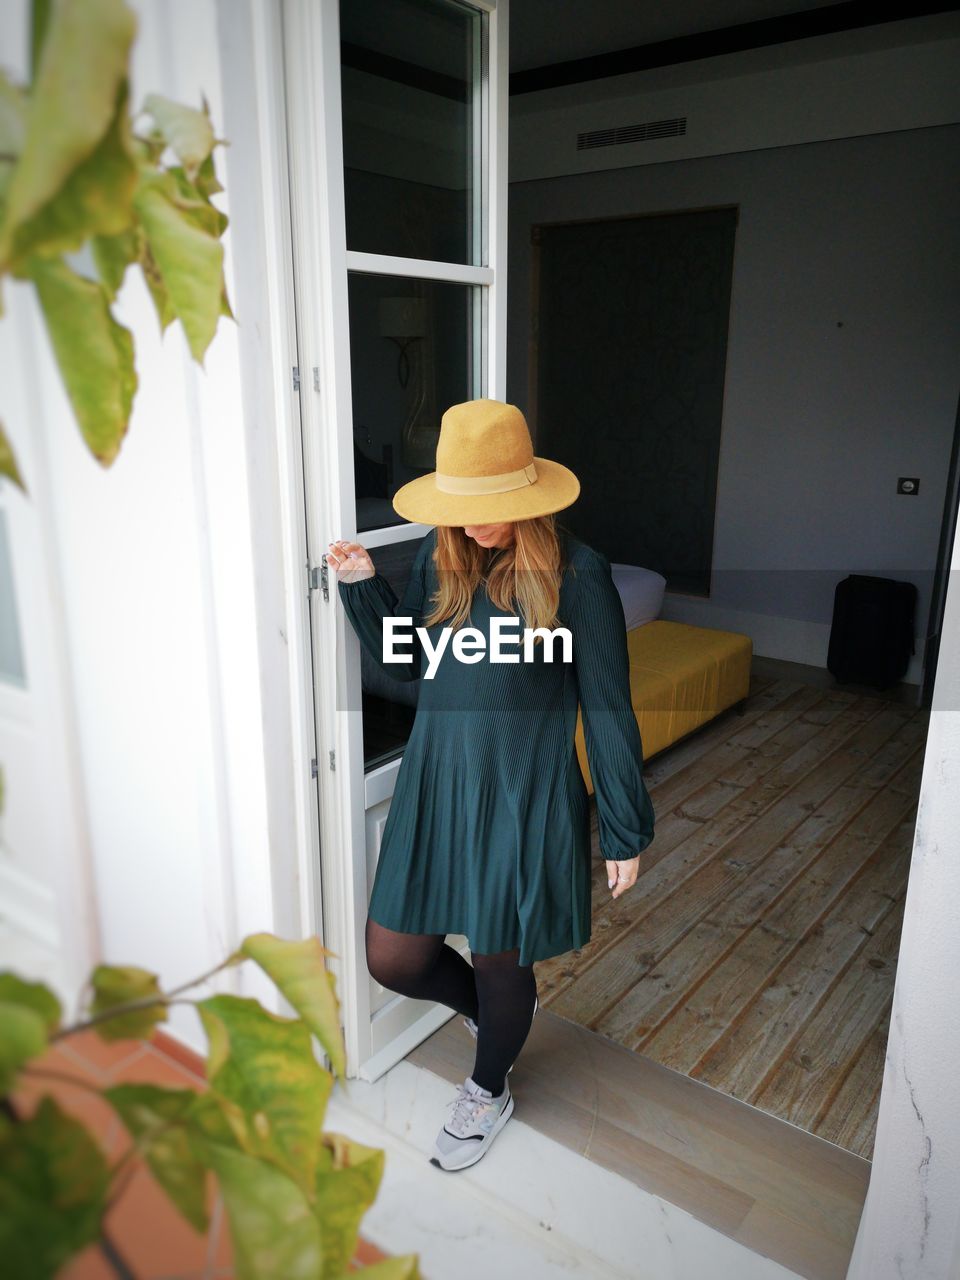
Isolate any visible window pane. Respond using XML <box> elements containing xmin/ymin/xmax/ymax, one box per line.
<box><xmin>348</xmin><ymin>272</ymin><xmax>477</xmax><ymax>533</ymax></box>
<box><xmin>340</xmin><ymin>0</ymin><xmax>482</xmax><ymax>265</ymax></box>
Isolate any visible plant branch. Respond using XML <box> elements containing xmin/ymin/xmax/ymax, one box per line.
<box><xmin>99</xmin><ymin>1226</ymin><xmax>137</xmax><ymax>1280</ymax></box>
<box><xmin>51</xmin><ymin>954</ymin><xmax>240</xmax><ymax>1042</ymax></box>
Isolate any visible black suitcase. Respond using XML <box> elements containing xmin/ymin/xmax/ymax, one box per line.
<box><xmin>827</xmin><ymin>574</ymin><xmax>917</xmax><ymax>690</ymax></box>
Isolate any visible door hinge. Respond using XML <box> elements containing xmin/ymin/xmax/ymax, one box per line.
<box><xmin>313</xmin><ymin>367</ymin><xmax>320</xmax><ymax>392</ymax></box>
<box><xmin>292</xmin><ymin>366</ymin><xmax>301</xmax><ymax>392</ymax></box>
<box><xmin>309</xmin><ymin>555</ymin><xmax>330</xmax><ymax>601</ymax></box>
<box><xmin>311</xmin><ymin>757</ymin><xmax>318</xmax><ymax>779</ymax></box>
<box><xmin>329</xmin><ymin>750</ymin><xmax>336</xmax><ymax>772</ymax></box>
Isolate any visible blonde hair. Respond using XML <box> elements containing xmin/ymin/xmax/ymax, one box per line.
<box><xmin>422</xmin><ymin>516</ymin><xmax>567</xmax><ymax>640</ymax></box>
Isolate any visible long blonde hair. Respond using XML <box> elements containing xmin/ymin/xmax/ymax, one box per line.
<box><xmin>422</xmin><ymin>515</ymin><xmax>567</xmax><ymax>639</ymax></box>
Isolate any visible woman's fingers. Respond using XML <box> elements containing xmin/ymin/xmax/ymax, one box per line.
<box><xmin>327</xmin><ymin>539</ymin><xmax>365</xmax><ymax>562</ymax></box>
<box><xmin>327</xmin><ymin>539</ymin><xmax>375</xmax><ymax>581</ymax></box>
<box><xmin>606</xmin><ymin>859</ymin><xmax>639</xmax><ymax>898</ymax></box>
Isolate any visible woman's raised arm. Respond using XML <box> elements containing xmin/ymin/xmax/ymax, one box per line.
<box><xmin>330</xmin><ymin>532</ymin><xmax>435</xmax><ymax>683</ymax></box>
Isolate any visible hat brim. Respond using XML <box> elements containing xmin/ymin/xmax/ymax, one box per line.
<box><xmin>390</xmin><ymin>457</ymin><xmax>581</xmax><ymax>526</ymax></box>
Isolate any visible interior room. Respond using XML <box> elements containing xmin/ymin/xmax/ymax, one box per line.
<box><xmin>338</xmin><ymin>3</ymin><xmax>959</xmax><ymax>1274</ymax></box>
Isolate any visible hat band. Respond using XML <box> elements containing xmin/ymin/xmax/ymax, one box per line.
<box><xmin>434</xmin><ymin>461</ymin><xmax>538</xmax><ymax>495</ymax></box>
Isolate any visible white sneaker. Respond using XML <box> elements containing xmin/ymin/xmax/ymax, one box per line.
<box><xmin>430</xmin><ymin>1075</ymin><xmax>515</xmax><ymax>1171</ymax></box>
<box><xmin>463</xmin><ymin>992</ymin><xmax>539</xmax><ymax>1076</ymax></box>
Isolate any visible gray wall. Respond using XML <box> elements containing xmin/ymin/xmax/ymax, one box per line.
<box><xmin>507</xmin><ymin>125</ymin><xmax>960</xmax><ymax>676</ymax></box>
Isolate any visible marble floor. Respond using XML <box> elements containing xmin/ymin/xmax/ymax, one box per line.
<box><xmin>329</xmin><ymin>1053</ymin><xmax>808</xmax><ymax>1280</ymax></box>
<box><xmin>3</xmin><ymin>918</ymin><xmax>809</xmax><ymax>1279</ymax></box>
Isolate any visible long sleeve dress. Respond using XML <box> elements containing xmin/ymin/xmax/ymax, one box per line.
<box><xmin>337</xmin><ymin>526</ymin><xmax>655</xmax><ymax>965</ymax></box>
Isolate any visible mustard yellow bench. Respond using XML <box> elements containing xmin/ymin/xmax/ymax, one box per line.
<box><xmin>575</xmin><ymin>619</ymin><xmax>753</xmax><ymax>794</ymax></box>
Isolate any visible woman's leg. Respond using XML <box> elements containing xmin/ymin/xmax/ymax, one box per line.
<box><xmin>365</xmin><ymin>916</ymin><xmax>480</xmax><ymax>1023</ymax></box>
<box><xmin>470</xmin><ymin>944</ymin><xmax>538</xmax><ymax>1096</ymax></box>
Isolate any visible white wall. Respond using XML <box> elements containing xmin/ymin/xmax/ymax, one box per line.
<box><xmin>507</xmin><ymin>31</ymin><xmax>960</xmax><ymax>680</ymax></box>
<box><xmin>1</xmin><ymin>0</ymin><xmax>310</xmax><ymax>1050</ymax></box>
<box><xmin>847</xmin><ymin>529</ymin><xmax>960</xmax><ymax>1279</ymax></box>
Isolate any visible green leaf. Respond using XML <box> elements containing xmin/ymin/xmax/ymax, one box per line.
<box><xmin>140</xmin><ymin>239</ymin><xmax>176</xmax><ymax>331</ymax></box>
<box><xmin>165</xmin><ymin>165</ymin><xmax>228</xmax><ymax>237</ymax></box>
<box><xmin>198</xmin><ymin>1138</ymin><xmax>323</xmax><ymax>1280</ymax></box>
<box><xmin>0</xmin><ymin>421</ymin><xmax>27</xmax><ymax>492</ymax></box>
<box><xmin>0</xmin><ymin>971</ymin><xmax>62</xmax><ymax>1033</ymax></box>
<box><xmin>84</xmin><ymin>962</ymin><xmax>166</xmax><ymax>1040</ymax></box>
<box><xmin>0</xmin><ymin>69</ymin><xmax>27</xmax><ymax>213</ymax></box>
<box><xmin>186</xmin><ymin>1088</ymin><xmax>251</xmax><ymax>1156</ymax></box>
<box><xmin>27</xmin><ymin>255</ymin><xmax>137</xmax><ymax>466</ymax></box>
<box><xmin>346</xmin><ymin>1258</ymin><xmax>423</xmax><ymax>1280</ymax></box>
<box><xmin>91</xmin><ymin>223</ymin><xmax>141</xmax><ymax>300</ymax></box>
<box><xmin>0</xmin><ymin>1094</ymin><xmax>110</xmax><ymax>1280</ymax></box>
<box><xmin>197</xmin><ymin>994</ymin><xmax>332</xmax><ymax>1196</ymax></box>
<box><xmin>196</xmin><ymin>150</ymin><xmax>224</xmax><ymax>198</ymax></box>
<box><xmin>0</xmin><ymin>1001</ymin><xmax>49</xmax><ymax>1092</ymax></box>
<box><xmin>0</xmin><ymin>0</ymin><xmax>137</xmax><ymax>268</ymax></box>
<box><xmin>103</xmin><ymin>1083</ymin><xmax>210</xmax><ymax>1232</ymax></box>
<box><xmin>220</xmin><ymin>278</ymin><xmax>235</xmax><ymax>321</ymax></box>
<box><xmin>134</xmin><ymin>169</ymin><xmax>224</xmax><ymax>362</ymax></box>
<box><xmin>314</xmin><ymin>1133</ymin><xmax>385</xmax><ymax>1280</ymax></box>
<box><xmin>142</xmin><ymin>93</ymin><xmax>215</xmax><ymax>177</ymax></box>
<box><xmin>30</xmin><ymin>0</ymin><xmax>53</xmax><ymax>83</ymax></box>
<box><xmin>6</xmin><ymin>77</ymin><xmax>139</xmax><ymax>268</ymax></box>
<box><xmin>240</xmin><ymin>934</ymin><xmax>347</xmax><ymax>1082</ymax></box>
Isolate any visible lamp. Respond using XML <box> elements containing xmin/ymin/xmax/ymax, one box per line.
<box><xmin>378</xmin><ymin>297</ymin><xmax>426</xmax><ymax>389</ymax></box>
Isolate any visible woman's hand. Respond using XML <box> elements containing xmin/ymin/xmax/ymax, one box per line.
<box><xmin>606</xmin><ymin>858</ymin><xmax>639</xmax><ymax>898</ymax></box>
<box><xmin>327</xmin><ymin>539</ymin><xmax>376</xmax><ymax>583</ymax></box>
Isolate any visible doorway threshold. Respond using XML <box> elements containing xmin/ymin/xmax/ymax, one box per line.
<box><xmin>329</xmin><ymin>1036</ymin><xmax>808</xmax><ymax>1280</ymax></box>
<box><xmin>400</xmin><ymin>1007</ymin><xmax>870</xmax><ymax>1280</ymax></box>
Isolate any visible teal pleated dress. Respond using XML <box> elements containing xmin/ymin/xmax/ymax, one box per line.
<box><xmin>337</xmin><ymin>526</ymin><xmax>655</xmax><ymax>965</ymax></box>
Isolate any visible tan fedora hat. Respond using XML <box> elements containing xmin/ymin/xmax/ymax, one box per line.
<box><xmin>391</xmin><ymin>398</ymin><xmax>580</xmax><ymax>526</ymax></box>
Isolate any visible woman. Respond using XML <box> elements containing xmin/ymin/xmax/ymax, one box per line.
<box><xmin>327</xmin><ymin>398</ymin><xmax>655</xmax><ymax>1172</ymax></box>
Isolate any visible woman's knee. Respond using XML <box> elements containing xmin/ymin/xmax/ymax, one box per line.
<box><xmin>364</xmin><ymin>917</ymin><xmax>439</xmax><ymax>991</ymax></box>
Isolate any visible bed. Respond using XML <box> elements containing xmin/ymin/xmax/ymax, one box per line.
<box><xmin>572</xmin><ymin>563</ymin><xmax>753</xmax><ymax>793</ymax></box>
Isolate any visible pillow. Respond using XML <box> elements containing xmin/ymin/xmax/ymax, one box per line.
<box><xmin>609</xmin><ymin>563</ymin><xmax>667</xmax><ymax>630</ymax></box>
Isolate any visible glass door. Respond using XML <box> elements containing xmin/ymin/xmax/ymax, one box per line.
<box><xmin>284</xmin><ymin>0</ymin><xmax>508</xmax><ymax>1080</ymax></box>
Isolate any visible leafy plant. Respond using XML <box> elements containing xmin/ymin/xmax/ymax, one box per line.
<box><xmin>0</xmin><ymin>0</ymin><xmax>235</xmax><ymax>492</ymax></box>
<box><xmin>1</xmin><ymin>7</ymin><xmax>420</xmax><ymax>1273</ymax></box>
<box><xmin>0</xmin><ymin>936</ymin><xmax>422</xmax><ymax>1279</ymax></box>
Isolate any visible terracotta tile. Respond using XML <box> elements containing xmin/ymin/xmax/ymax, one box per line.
<box><xmin>58</xmin><ymin>1242</ymin><xmax>119</xmax><ymax>1278</ymax></box>
<box><xmin>56</xmin><ymin>1028</ymin><xmax>151</xmax><ymax>1078</ymax></box>
<box><xmin>16</xmin><ymin>1031</ymin><xmax>388</xmax><ymax>1278</ymax></box>
<box><xmin>151</xmin><ymin>1028</ymin><xmax>208</xmax><ymax>1081</ymax></box>
<box><xmin>352</xmin><ymin>1234</ymin><xmax>390</xmax><ymax>1266</ymax></box>
<box><xmin>108</xmin><ymin>1042</ymin><xmax>208</xmax><ymax>1092</ymax></box>
<box><xmin>101</xmin><ymin>1156</ymin><xmax>213</xmax><ymax>1278</ymax></box>
<box><xmin>11</xmin><ymin>1049</ymin><xmax>131</xmax><ymax>1160</ymax></box>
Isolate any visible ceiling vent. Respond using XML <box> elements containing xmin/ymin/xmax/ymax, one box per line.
<box><xmin>577</xmin><ymin>116</ymin><xmax>687</xmax><ymax>151</ymax></box>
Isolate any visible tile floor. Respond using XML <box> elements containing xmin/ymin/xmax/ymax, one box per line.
<box><xmin>10</xmin><ymin>1026</ymin><xmax>391</xmax><ymax>1279</ymax></box>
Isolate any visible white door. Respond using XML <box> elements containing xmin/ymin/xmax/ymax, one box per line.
<box><xmin>0</xmin><ymin>285</ymin><xmax>98</xmax><ymax>1008</ymax></box>
<box><xmin>283</xmin><ymin>0</ymin><xmax>509</xmax><ymax>1080</ymax></box>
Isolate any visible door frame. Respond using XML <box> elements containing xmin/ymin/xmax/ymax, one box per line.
<box><xmin>281</xmin><ymin>0</ymin><xmax>508</xmax><ymax>1079</ymax></box>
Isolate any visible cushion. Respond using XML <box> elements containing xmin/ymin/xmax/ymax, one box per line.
<box><xmin>609</xmin><ymin>563</ymin><xmax>667</xmax><ymax>630</ymax></box>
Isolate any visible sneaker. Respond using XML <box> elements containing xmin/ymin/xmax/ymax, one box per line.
<box><xmin>429</xmin><ymin>1075</ymin><xmax>515</xmax><ymax>1172</ymax></box>
<box><xmin>462</xmin><ymin>992</ymin><xmax>539</xmax><ymax>1077</ymax></box>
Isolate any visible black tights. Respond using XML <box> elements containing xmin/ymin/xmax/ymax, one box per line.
<box><xmin>365</xmin><ymin>917</ymin><xmax>538</xmax><ymax>1096</ymax></box>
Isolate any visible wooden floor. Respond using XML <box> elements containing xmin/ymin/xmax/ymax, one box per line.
<box><xmin>535</xmin><ymin>662</ymin><xmax>928</xmax><ymax>1159</ymax></box>
<box><xmin>407</xmin><ymin>659</ymin><xmax>928</xmax><ymax>1278</ymax></box>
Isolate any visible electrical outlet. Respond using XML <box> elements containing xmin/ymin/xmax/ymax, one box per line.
<box><xmin>897</xmin><ymin>477</ymin><xmax>920</xmax><ymax>495</ymax></box>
